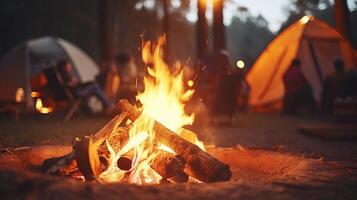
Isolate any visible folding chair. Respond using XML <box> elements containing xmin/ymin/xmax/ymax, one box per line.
<box><xmin>42</xmin><ymin>67</ymin><xmax>85</xmax><ymax>120</ymax></box>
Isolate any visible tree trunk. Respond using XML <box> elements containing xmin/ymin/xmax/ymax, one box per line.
<box><xmin>98</xmin><ymin>0</ymin><xmax>118</xmax><ymax>68</ymax></box>
<box><xmin>213</xmin><ymin>0</ymin><xmax>226</xmax><ymax>50</ymax></box>
<box><xmin>197</xmin><ymin>0</ymin><xmax>208</xmax><ymax>60</ymax></box>
<box><xmin>334</xmin><ymin>0</ymin><xmax>351</xmax><ymax>42</ymax></box>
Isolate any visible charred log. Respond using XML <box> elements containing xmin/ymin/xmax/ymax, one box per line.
<box><xmin>73</xmin><ymin>136</ymin><xmax>101</xmax><ymax>180</ymax></box>
<box><xmin>41</xmin><ymin>154</ymin><xmax>78</xmax><ymax>175</ymax></box>
<box><xmin>117</xmin><ymin>156</ymin><xmax>132</xmax><ymax>171</ymax></box>
<box><xmin>117</xmin><ymin>99</ymin><xmax>232</xmax><ymax>182</ymax></box>
<box><xmin>42</xmin><ymin>113</ymin><xmax>128</xmax><ymax>176</ymax></box>
<box><xmin>151</xmin><ymin>150</ymin><xmax>188</xmax><ymax>183</ymax></box>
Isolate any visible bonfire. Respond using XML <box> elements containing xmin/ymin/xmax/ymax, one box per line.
<box><xmin>42</xmin><ymin>37</ymin><xmax>231</xmax><ymax>184</ymax></box>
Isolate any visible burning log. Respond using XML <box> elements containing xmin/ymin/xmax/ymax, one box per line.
<box><xmin>92</xmin><ymin>113</ymin><xmax>128</xmax><ymax>147</ymax></box>
<box><xmin>117</xmin><ymin>156</ymin><xmax>132</xmax><ymax>171</ymax></box>
<box><xmin>151</xmin><ymin>150</ymin><xmax>188</xmax><ymax>183</ymax></box>
<box><xmin>73</xmin><ymin>136</ymin><xmax>101</xmax><ymax>180</ymax></box>
<box><xmin>117</xmin><ymin>99</ymin><xmax>232</xmax><ymax>182</ymax></box>
<box><xmin>98</xmin><ymin>127</ymin><xmax>188</xmax><ymax>182</ymax></box>
<box><xmin>74</xmin><ymin>113</ymin><xmax>129</xmax><ymax>180</ymax></box>
<box><xmin>43</xmin><ymin>113</ymin><xmax>128</xmax><ymax>177</ymax></box>
<box><xmin>97</xmin><ymin>126</ymin><xmax>130</xmax><ymax>155</ymax></box>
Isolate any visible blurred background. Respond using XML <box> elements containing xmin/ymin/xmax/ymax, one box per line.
<box><xmin>0</xmin><ymin>0</ymin><xmax>356</xmax><ymax>161</ymax></box>
<box><xmin>0</xmin><ymin>0</ymin><xmax>356</xmax><ymax>123</ymax></box>
<box><xmin>0</xmin><ymin>0</ymin><xmax>355</xmax><ymax>70</ymax></box>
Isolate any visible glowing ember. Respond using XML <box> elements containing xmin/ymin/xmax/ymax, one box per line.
<box><xmin>99</xmin><ymin>36</ymin><xmax>205</xmax><ymax>184</ymax></box>
<box><xmin>187</xmin><ymin>80</ymin><xmax>194</xmax><ymax>87</ymax></box>
<box><xmin>35</xmin><ymin>98</ymin><xmax>53</xmax><ymax>114</ymax></box>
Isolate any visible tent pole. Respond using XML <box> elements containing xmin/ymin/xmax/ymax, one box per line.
<box><xmin>307</xmin><ymin>40</ymin><xmax>324</xmax><ymax>85</ymax></box>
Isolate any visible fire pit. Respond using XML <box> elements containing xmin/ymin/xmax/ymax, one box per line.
<box><xmin>42</xmin><ymin>102</ymin><xmax>231</xmax><ymax>184</ymax></box>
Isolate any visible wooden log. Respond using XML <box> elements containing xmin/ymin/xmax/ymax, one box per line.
<box><xmin>43</xmin><ymin>113</ymin><xmax>128</xmax><ymax>175</ymax></box>
<box><xmin>151</xmin><ymin>150</ymin><xmax>188</xmax><ymax>183</ymax></box>
<box><xmin>117</xmin><ymin>99</ymin><xmax>232</xmax><ymax>182</ymax></box>
<box><xmin>97</xmin><ymin>126</ymin><xmax>130</xmax><ymax>156</ymax></box>
<box><xmin>73</xmin><ymin>136</ymin><xmax>101</xmax><ymax>180</ymax></box>
<box><xmin>117</xmin><ymin>156</ymin><xmax>132</xmax><ymax>171</ymax></box>
<box><xmin>98</xmin><ymin>125</ymin><xmax>188</xmax><ymax>181</ymax></box>
<box><xmin>41</xmin><ymin>154</ymin><xmax>78</xmax><ymax>174</ymax></box>
<box><xmin>46</xmin><ymin>151</ymin><xmax>76</xmax><ymax>174</ymax></box>
<box><xmin>93</xmin><ymin>112</ymin><xmax>128</xmax><ymax>147</ymax></box>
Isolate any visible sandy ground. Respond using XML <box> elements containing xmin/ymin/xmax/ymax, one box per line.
<box><xmin>0</xmin><ymin>113</ymin><xmax>357</xmax><ymax>199</ymax></box>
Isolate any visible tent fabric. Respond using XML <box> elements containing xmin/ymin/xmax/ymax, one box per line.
<box><xmin>57</xmin><ymin>38</ymin><xmax>99</xmax><ymax>83</ymax></box>
<box><xmin>247</xmin><ymin>16</ymin><xmax>357</xmax><ymax>106</ymax></box>
<box><xmin>0</xmin><ymin>36</ymin><xmax>99</xmax><ymax>108</ymax></box>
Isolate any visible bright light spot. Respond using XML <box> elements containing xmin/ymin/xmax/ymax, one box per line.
<box><xmin>299</xmin><ymin>16</ymin><xmax>312</xmax><ymax>24</ymax></box>
<box><xmin>187</xmin><ymin>80</ymin><xmax>194</xmax><ymax>87</ymax></box>
<box><xmin>236</xmin><ymin>60</ymin><xmax>245</xmax><ymax>69</ymax></box>
<box><xmin>35</xmin><ymin>98</ymin><xmax>53</xmax><ymax>114</ymax></box>
<box><xmin>31</xmin><ymin>91</ymin><xmax>41</xmax><ymax>98</ymax></box>
<box><xmin>15</xmin><ymin>88</ymin><xmax>24</xmax><ymax>102</ymax></box>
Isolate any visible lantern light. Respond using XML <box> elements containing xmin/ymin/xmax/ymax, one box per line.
<box><xmin>236</xmin><ymin>60</ymin><xmax>245</xmax><ymax>69</ymax></box>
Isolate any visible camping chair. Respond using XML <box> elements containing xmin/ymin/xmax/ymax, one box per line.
<box><xmin>42</xmin><ymin>67</ymin><xmax>85</xmax><ymax>120</ymax></box>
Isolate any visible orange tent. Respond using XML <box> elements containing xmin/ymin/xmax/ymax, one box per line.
<box><xmin>247</xmin><ymin>16</ymin><xmax>357</xmax><ymax>108</ymax></box>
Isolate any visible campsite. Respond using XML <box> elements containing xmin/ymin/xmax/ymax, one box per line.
<box><xmin>0</xmin><ymin>1</ymin><xmax>357</xmax><ymax>200</ymax></box>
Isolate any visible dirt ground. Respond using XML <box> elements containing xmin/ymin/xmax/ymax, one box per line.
<box><xmin>0</xmin><ymin>113</ymin><xmax>357</xmax><ymax>199</ymax></box>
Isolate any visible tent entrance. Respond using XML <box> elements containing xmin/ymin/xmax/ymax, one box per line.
<box><xmin>308</xmin><ymin>38</ymin><xmax>342</xmax><ymax>79</ymax></box>
<box><xmin>299</xmin><ymin>38</ymin><xmax>342</xmax><ymax>101</ymax></box>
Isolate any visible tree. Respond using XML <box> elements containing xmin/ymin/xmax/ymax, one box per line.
<box><xmin>334</xmin><ymin>0</ymin><xmax>352</xmax><ymax>42</ymax></box>
<box><xmin>226</xmin><ymin>14</ymin><xmax>274</xmax><ymax>69</ymax></box>
<box><xmin>0</xmin><ymin>0</ymin><xmax>99</xmax><ymax>60</ymax></box>
<box><xmin>98</xmin><ymin>0</ymin><xmax>118</xmax><ymax>67</ymax></box>
<box><xmin>280</xmin><ymin>0</ymin><xmax>357</xmax><ymax>47</ymax></box>
<box><xmin>213</xmin><ymin>0</ymin><xmax>226</xmax><ymax>50</ymax></box>
<box><xmin>196</xmin><ymin>0</ymin><xmax>208</xmax><ymax>60</ymax></box>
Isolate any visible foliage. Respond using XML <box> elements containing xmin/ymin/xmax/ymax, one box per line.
<box><xmin>226</xmin><ymin>14</ymin><xmax>274</xmax><ymax>69</ymax></box>
<box><xmin>113</xmin><ymin>0</ymin><xmax>196</xmax><ymax>64</ymax></box>
<box><xmin>0</xmin><ymin>0</ymin><xmax>290</xmax><ymax>69</ymax></box>
<box><xmin>0</xmin><ymin>0</ymin><xmax>99</xmax><ymax>59</ymax></box>
<box><xmin>280</xmin><ymin>0</ymin><xmax>357</xmax><ymax>47</ymax></box>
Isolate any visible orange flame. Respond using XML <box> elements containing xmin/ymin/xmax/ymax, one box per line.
<box><xmin>100</xmin><ymin>36</ymin><xmax>205</xmax><ymax>184</ymax></box>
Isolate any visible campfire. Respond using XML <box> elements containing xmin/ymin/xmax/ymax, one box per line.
<box><xmin>42</xmin><ymin>37</ymin><xmax>231</xmax><ymax>184</ymax></box>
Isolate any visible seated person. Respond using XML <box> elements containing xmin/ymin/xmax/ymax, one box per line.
<box><xmin>97</xmin><ymin>61</ymin><xmax>120</xmax><ymax>101</ymax></box>
<box><xmin>116</xmin><ymin>53</ymin><xmax>138</xmax><ymax>104</ymax></box>
<box><xmin>283</xmin><ymin>58</ymin><xmax>315</xmax><ymax>114</ymax></box>
<box><xmin>57</xmin><ymin>60</ymin><xmax>114</xmax><ymax>113</ymax></box>
<box><xmin>322</xmin><ymin>58</ymin><xmax>349</xmax><ymax>113</ymax></box>
<box><xmin>347</xmin><ymin>68</ymin><xmax>357</xmax><ymax>96</ymax></box>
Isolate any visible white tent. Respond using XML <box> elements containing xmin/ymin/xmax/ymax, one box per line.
<box><xmin>247</xmin><ymin>16</ymin><xmax>357</xmax><ymax>108</ymax></box>
<box><xmin>0</xmin><ymin>36</ymin><xmax>99</xmax><ymax>109</ymax></box>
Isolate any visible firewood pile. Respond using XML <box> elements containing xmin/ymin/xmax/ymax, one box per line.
<box><xmin>41</xmin><ymin>99</ymin><xmax>232</xmax><ymax>183</ymax></box>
